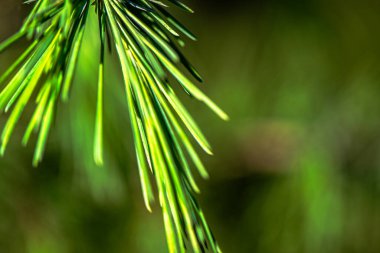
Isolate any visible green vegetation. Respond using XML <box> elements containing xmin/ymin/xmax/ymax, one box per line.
<box><xmin>0</xmin><ymin>0</ymin><xmax>379</xmax><ymax>253</ymax></box>
<box><xmin>0</xmin><ymin>0</ymin><xmax>227</xmax><ymax>252</ymax></box>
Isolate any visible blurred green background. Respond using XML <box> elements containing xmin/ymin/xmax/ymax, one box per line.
<box><xmin>1</xmin><ymin>0</ymin><xmax>380</xmax><ymax>252</ymax></box>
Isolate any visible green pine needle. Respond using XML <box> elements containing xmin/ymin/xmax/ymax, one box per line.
<box><xmin>0</xmin><ymin>1</ymin><xmax>227</xmax><ymax>252</ymax></box>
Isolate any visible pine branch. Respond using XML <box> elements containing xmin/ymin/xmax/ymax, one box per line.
<box><xmin>0</xmin><ymin>1</ymin><xmax>227</xmax><ymax>252</ymax></box>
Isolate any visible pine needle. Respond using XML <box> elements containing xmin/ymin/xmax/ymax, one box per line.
<box><xmin>0</xmin><ymin>1</ymin><xmax>228</xmax><ymax>252</ymax></box>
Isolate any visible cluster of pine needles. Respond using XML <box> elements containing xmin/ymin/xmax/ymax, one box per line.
<box><xmin>0</xmin><ymin>0</ymin><xmax>228</xmax><ymax>252</ymax></box>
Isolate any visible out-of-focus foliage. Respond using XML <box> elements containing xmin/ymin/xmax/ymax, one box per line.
<box><xmin>1</xmin><ymin>0</ymin><xmax>380</xmax><ymax>252</ymax></box>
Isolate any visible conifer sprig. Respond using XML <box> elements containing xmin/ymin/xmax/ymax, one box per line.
<box><xmin>0</xmin><ymin>1</ymin><xmax>227</xmax><ymax>252</ymax></box>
